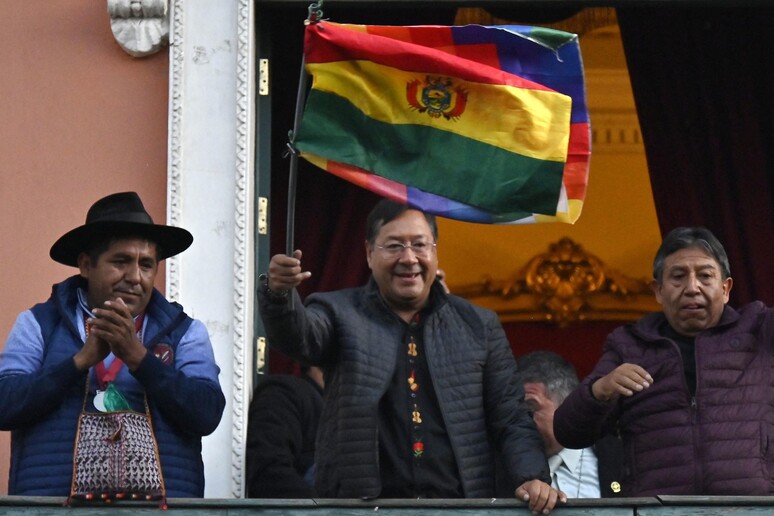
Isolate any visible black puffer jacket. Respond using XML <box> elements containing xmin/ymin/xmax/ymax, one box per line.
<box><xmin>259</xmin><ymin>278</ymin><xmax>549</xmax><ymax>498</ymax></box>
<box><xmin>246</xmin><ymin>373</ymin><xmax>322</xmax><ymax>497</ymax></box>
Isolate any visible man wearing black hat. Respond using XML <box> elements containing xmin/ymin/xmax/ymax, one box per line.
<box><xmin>0</xmin><ymin>192</ymin><xmax>225</xmax><ymax>498</ymax></box>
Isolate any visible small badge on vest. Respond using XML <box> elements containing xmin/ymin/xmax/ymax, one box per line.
<box><xmin>152</xmin><ymin>344</ymin><xmax>174</xmax><ymax>365</ymax></box>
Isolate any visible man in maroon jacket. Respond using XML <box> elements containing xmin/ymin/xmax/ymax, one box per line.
<box><xmin>555</xmin><ymin>226</ymin><xmax>774</xmax><ymax>496</ymax></box>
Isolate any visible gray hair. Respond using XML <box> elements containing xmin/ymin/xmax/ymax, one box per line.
<box><xmin>517</xmin><ymin>350</ymin><xmax>579</xmax><ymax>404</ymax></box>
<box><xmin>653</xmin><ymin>227</ymin><xmax>730</xmax><ymax>282</ymax></box>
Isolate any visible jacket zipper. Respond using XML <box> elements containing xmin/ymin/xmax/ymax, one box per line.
<box><xmin>691</xmin><ymin>336</ymin><xmax>702</xmax><ymax>495</ymax></box>
<box><xmin>669</xmin><ymin>335</ymin><xmax>703</xmax><ymax>493</ymax></box>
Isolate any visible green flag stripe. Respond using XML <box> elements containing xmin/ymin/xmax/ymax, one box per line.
<box><xmin>296</xmin><ymin>90</ymin><xmax>564</xmax><ymax>215</ymax></box>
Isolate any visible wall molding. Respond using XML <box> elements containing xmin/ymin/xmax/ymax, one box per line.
<box><xmin>165</xmin><ymin>0</ymin><xmax>184</xmax><ymax>302</ymax></box>
<box><xmin>230</xmin><ymin>0</ymin><xmax>255</xmax><ymax>499</ymax></box>
<box><xmin>585</xmin><ymin>69</ymin><xmax>643</xmax><ymax>154</ymax></box>
<box><xmin>167</xmin><ymin>0</ymin><xmax>254</xmax><ymax>498</ymax></box>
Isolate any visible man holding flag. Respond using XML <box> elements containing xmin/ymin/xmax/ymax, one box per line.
<box><xmin>259</xmin><ymin>199</ymin><xmax>565</xmax><ymax>512</ymax></box>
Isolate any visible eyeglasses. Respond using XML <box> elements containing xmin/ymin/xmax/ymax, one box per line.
<box><xmin>375</xmin><ymin>241</ymin><xmax>437</xmax><ymax>258</ymax></box>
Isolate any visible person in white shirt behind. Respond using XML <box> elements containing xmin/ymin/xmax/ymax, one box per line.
<box><xmin>518</xmin><ymin>350</ymin><xmax>624</xmax><ymax>498</ymax></box>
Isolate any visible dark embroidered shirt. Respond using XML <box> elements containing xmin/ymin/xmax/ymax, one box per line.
<box><xmin>377</xmin><ymin>308</ymin><xmax>463</xmax><ymax>498</ymax></box>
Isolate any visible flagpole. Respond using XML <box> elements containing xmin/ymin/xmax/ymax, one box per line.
<box><xmin>285</xmin><ymin>52</ymin><xmax>307</xmax><ymax>259</ymax></box>
<box><xmin>285</xmin><ymin>1</ymin><xmax>323</xmax><ymax>307</ymax></box>
<box><xmin>286</xmin><ymin>1</ymin><xmax>324</xmax><ymax>256</ymax></box>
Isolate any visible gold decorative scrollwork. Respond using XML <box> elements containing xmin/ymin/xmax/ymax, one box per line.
<box><xmin>452</xmin><ymin>238</ymin><xmax>660</xmax><ymax>326</ymax></box>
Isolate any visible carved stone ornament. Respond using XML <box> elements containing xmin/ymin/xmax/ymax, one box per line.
<box><xmin>453</xmin><ymin>237</ymin><xmax>661</xmax><ymax>326</ymax></box>
<box><xmin>108</xmin><ymin>0</ymin><xmax>169</xmax><ymax>57</ymax></box>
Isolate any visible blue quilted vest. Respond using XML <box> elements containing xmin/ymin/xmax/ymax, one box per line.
<box><xmin>10</xmin><ymin>275</ymin><xmax>204</xmax><ymax>497</ymax></box>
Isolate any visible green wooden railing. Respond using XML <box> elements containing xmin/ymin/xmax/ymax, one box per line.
<box><xmin>3</xmin><ymin>496</ymin><xmax>774</xmax><ymax>515</ymax></box>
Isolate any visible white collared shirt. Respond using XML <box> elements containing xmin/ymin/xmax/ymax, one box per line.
<box><xmin>548</xmin><ymin>447</ymin><xmax>600</xmax><ymax>499</ymax></box>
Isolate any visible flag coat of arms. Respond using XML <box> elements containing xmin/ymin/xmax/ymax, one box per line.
<box><xmin>294</xmin><ymin>21</ymin><xmax>590</xmax><ymax>224</ymax></box>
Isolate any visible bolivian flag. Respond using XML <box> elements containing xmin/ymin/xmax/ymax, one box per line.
<box><xmin>295</xmin><ymin>22</ymin><xmax>589</xmax><ymax>224</ymax></box>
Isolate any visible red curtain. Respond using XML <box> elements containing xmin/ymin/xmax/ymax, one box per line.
<box><xmin>506</xmin><ymin>321</ymin><xmax>621</xmax><ymax>379</ymax></box>
<box><xmin>617</xmin><ymin>5</ymin><xmax>774</xmax><ymax>307</ymax></box>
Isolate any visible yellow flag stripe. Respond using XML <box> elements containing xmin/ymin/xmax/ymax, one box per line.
<box><xmin>307</xmin><ymin>60</ymin><xmax>571</xmax><ymax>162</ymax></box>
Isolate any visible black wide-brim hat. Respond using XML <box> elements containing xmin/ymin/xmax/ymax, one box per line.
<box><xmin>50</xmin><ymin>191</ymin><xmax>194</xmax><ymax>267</ymax></box>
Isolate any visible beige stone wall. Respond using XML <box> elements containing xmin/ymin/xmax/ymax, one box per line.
<box><xmin>0</xmin><ymin>3</ymin><xmax>169</xmax><ymax>494</ymax></box>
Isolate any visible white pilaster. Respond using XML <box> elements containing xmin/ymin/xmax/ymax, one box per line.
<box><xmin>166</xmin><ymin>0</ymin><xmax>255</xmax><ymax>498</ymax></box>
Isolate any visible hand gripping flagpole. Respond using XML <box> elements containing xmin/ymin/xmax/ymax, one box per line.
<box><xmin>284</xmin><ymin>1</ymin><xmax>323</xmax><ymax>307</ymax></box>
